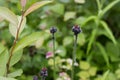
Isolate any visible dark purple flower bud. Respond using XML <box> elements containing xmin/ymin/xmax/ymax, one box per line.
<box><xmin>40</xmin><ymin>68</ymin><xmax>48</xmax><ymax>77</ymax></box>
<box><xmin>50</xmin><ymin>27</ymin><xmax>57</xmax><ymax>34</ymax></box>
<box><xmin>33</xmin><ymin>75</ymin><xmax>38</xmax><ymax>80</ymax></box>
<box><xmin>72</xmin><ymin>25</ymin><xmax>82</xmax><ymax>35</ymax></box>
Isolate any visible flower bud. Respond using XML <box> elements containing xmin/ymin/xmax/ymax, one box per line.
<box><xmin>40</xmin><ymin>68</ymin><xmax>48</xmax><ymax>77</ymax></box>
<box><xmin>50</xmin><ymin>27</ymin><xmax>57</xmax><ymax>34</ymax></box>
<box><xmin>72</xmin><ymin>25</ymin><xmax>82</xmax><ymax>35</ymax></box>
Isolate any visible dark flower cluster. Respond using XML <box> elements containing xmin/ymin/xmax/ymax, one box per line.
<box><xmin>72</xmin><ymin>25</ymin><xmax>82</xmax><ymax>35</ymax></box>
<box><xmin>50</xmin><ymin>27</ymin><xmax>57</xmax><ymax>34</ymax></box>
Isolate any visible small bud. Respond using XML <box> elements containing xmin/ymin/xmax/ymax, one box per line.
<box><xmin>72</xmin><ymin>25</ymin><xmax>82</xmax><ymax>35</ymax></box>
<box><xmin>40</xmin><ymin>68</ymin><xmax>48</xmax><ymax>77</ymax></box>
<box><xmin>21</xmin><ymin>0</ymin><xmax>27</xmax><ymax>7</ymax></box>
<box><xmin>50</xmin><ymin>27</ymin><xmax>57</xmax><ymax>34</ymax></box>
<box><xmin>33</xmin><ymin>75</ymin><xmax>38</xmax><ymax>80</ymax></box>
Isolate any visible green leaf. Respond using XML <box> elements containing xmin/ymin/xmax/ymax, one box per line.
<box><xmin>100</xmin><ymin>0</ymin><xmax>120</xmax><ymax>18</ymax></box>
<box><xmin>63</xmin><ymin>36</ymin><xmax>73</xmax><ymax>46</ymax></box>
<box><xmin>79</xmin><ymin>61</ymin><xmax>90</xmax><ymax>70</ymax></box>
<box><xmin>74</xmin><ymin>0</ymin><xmax>85</xmax><ymax>4</ymax></box>
<box><xmin>50</xmin><ymin>3</ymin><xmax>64</xmax><ymax>15</ymax></box>
<box><xmin>96</xmin><ymin>42</ymin><xmax>110</xmax><ymax>67</ymax></box>
<box><xmin>101</xmin><ymin>70</ymin><xmax>110</xmax><ymax>80</ymax></box>
<box><xmin>0</xmin><ymin>49</ymin><xmax>9</xmax><ymax>76</ymax></box>
<box><xmin>0</xmin><ymin>77</ymin><xmax>17</xmax><ymax>80</ymax></box>
<box><xmin>88</xmin><ymin>67</ymin><xmax>97</xmax><ymax>76</ymax></box>
<box><xmin>64</xmin><ymin>12</ymin><xmax>76</xmax><ymax>21</ymax></box>
<box><xmin>9</xmin><ymin>16</ymin><xmax>26</xmax><ymax>38</ymax></box>
<box><xmin>0</xmin><ymin>7</ymin><xmax>18</xmax><ymax>26</ymax></box>
<box><xmin>56</xmin><ymin>46</ymin><xmax>66</xmax><ymax>57</ymax></box>
<box><xmin>24</xmin><ymin>1</ymin><xmax>52</xmax><ymax>16</ymax></box>
<box><xmin>77</xmin><ymin>71</ymin><xmax>90</xmax><ymax>79</ymax></box>
<box><xmin>10</xmin><ymin>49</ymin><xmax>23</xmax><ymax>67</ymax></box>
<box><xmin>100</xmin><ymin>21</ymin><xmax>116</xmax><ymax>44</ymax></box>
<box><xmin>0</xmin><ymin>43</ymin><xmax>5</xmax><ymax>54</ymax></box>
<box><xmin>8</xmin><ymin>69</ymin><xmax>23</xmax><ymax>78</ymax></box>
<box><xmin>87</xmin><ymin>29</ymin><xmax>97</xmax><ymax>54</ymax></box>
<box><xmin>81</xmin><ymin>16</ymin><xmax>96</xmax><ymax>27</ymax></box>
<box><xmin>13</xmin><ymin>32</ymin><xmax>43</xmax><ymax>53</ymax></box>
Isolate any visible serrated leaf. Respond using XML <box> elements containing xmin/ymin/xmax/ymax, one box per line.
<box><xmin>0</xmin><ymin>7</ymin><xmax>18</xmax><ymax>26</ymax></box>
<box><xmin>0</xmin><ymin>49</ymin><xmax>9</xmax><ymax>76</ymax></box>
<box><xmin>87</xmin><ymin>29</ymin><xmax>97</xmax><ymax>54</ymax></box>
<box><xmin>64</xmin><ymin>12</ymin><xmax>76</xmax><ymax>21</ymax></box>
<box><xmin>24</xmin><ymin>1</ymin><xmax>52</xmax><ymax>16</ymax></box>
<box><xmin>0</xmin><ymin>77</ymin><xmax>17</xmax><ymax>80</ymax></box>
<box><xmin>9</xmin><ymin>16</ymin><xmax>26</xmax><ymax>38</ymax></box>
<box><xmin>13</xmin><ymin>32</ymin><xmax>43</xmax><ymax>53</ymax></box>
<box><xmin>10</xmin><ymin>49</ymin><xmax>23</xmax><ymax>67</ymax></box>
<box><xmin>8</xmin><ymin>69</ymin><xmax>23</xmax><ymax>78</ymax></box>
<box><xmin>100</xmin><ymin>21</ymin><xmax>116</xmax><ymax>44</ymax></box>
<box><xmin>96</xmin><ymin>42</ymin><xmax>110</xmax><ymax>67</ymax></box>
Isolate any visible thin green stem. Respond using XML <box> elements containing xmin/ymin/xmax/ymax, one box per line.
<box><xmin>71</xmin><ymin>35</ymin><xmax>77</xmax><ymax>80</ymax></box>
<box><xmin>52</xmin><ymin>33</ymin><xmax>56</xmax><ymax>80</ymax></box>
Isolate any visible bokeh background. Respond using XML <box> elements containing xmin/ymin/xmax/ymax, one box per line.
<box><xmin>0</xmin><ymin>0</ymin><xmax>120</xmax><ymax>80</ymax></box>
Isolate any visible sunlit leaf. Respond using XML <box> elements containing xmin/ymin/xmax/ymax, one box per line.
<box><xmin>101</xmin><ymin>70</ymin><xmax>110</xmax><ymax>80</ymax></box>
<box><xmin>77</xmin><ymin>71</ymin><xmax>90</xmax><ymax>79</ymax></box>
<box><xmin>10</xmin><ymin>49</ymin><xmax>23</xmax><ymax>67</ymax></box>
<box><xmin>8</xmin><ymin>69</ymin><xmax>23</xmax><ymax>78</ymax></box>
<box><xmin>74</xmin><ymin>0</ymin><xmax>86</xmax><ymax>4</ymax></box>
<box><xmin>88</xmin><ymin>67</ymin><xmax>97</xmax><ymax>76</ymax></box>
<box><xmin>96</xmin><ymin>42</ymin><xmax>110</xmax><ymax>67</ymax></box>
<box><xmin>13</xmin><ymin>32</ymin><xmax>44</xmax><ymax>53</ymax></box>
<box><xmin>0</xmin><ymin>7</ymin><xmax>18</xmax><ymax>26</ymax></box>
<box><xmin>56</xmin><ymin>46</ymin><xmax>66</xmax><ymax>57</ymax></box>
<box><xmin>50</xmin><ymin>3</ymin><xmax>64</xmax><ymax>15</ymax></box>
<box><xmin>79</xmin><ymin>61</ymin><xmax>90</xmax><ymax>70</ymax></box>
<box><xmin>0</xmin><ymin>77</ymin><xmax>16</xmax><ymax>80</ymax></box>
<box><xmin>0</xmin><ymin>49</ymin><xmax>9</xmax><ymax>76</ymax></box>
<box><xmin>100</xmin><ymin>21</ymin><xmax>116</xmax><ymax>44</ymax></box>
<box><xmin>24</xmin><ymin>1</ymin><xmax>52</xmax><ymax>16</ymax></box>
<box><xmin>9</xmin><ymin>16</ymin><xmax>26</xmax><ymax>38</ymax></box>
<box><xmin>64</xmin><ymin>12</ymin><xmax>76</xmax><ymax>21</ymax></box>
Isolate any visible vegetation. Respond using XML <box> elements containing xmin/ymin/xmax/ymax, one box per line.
<box><xmin>0</xmin><ymin>0</ymin><xmax>120</xmax><ymax>80</ymax></box>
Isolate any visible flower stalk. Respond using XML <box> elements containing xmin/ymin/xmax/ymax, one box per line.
<box><xmin>50</xmin><ymin>27</ymin><xmax>57</xmax><ymax>80</ymax></box>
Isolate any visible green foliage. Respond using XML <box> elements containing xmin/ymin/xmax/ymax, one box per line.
<box><xmin>0</xmin><ymin>0</ymin><xmax>120</xmax><ymax>80</ymax></box>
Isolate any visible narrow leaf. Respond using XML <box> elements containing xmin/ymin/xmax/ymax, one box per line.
<box><xmin>9</xmin><ymin>16</ymin><xmax>26</xmax><ymax>38</ymax></box>
<box><xmin>87</xmin><ymin>29</ymin><xmax>97</xmax><ymax>54</ymax></box>
<box><xmin>0</xmin><ymin>49</ymin><xmax>9</xmax><ymax>76</ymax></box>
<box><xmin>24</xmin><ymin>1</ymin><xmax>52</xmax><ymax>16</ymax></box>
<box><xmin>8</xmin><ymin>69</ymin><xmax>23</xmax><ymax>78</ymax></box>
<box><xmin>101</xmin><ymin>0</ymin><xmax>120</xmax><ymax>17</ymax></box>
<box><xmin>0</xmin><ymin>43</ymin><xmax>5</xmax><ymax>54</ymax></box>
<box><xmin>0</xmin><ymin>77</ymin><xmax>17</xmax><ymax>80</ymax></box>
<box><xmin>101</xmin><ymin>70</ymin><xmax>110</xmax><ymax>80</ymax></box>
<box><xmin>0</xmin><ymin>7</ymin><xmax>18</xmax><ymax>26</ymax></box>
<box><xmin>13</xmin><ymin>32</ymin><xmax>44</xmax><ymax>53</ymax></box>
<box><xmin>100</xmin><ymin>21</ymin><xmax>116</xmax><ymax>44</ymax></box>
<box><xmin>96</xmin><ymin>42</ymin><xmax>110</xmax><ymax>67</ymax></box>
<box><xmin>10</xmin><ymin>49</ymin><xmax>23</xmax><ymax>67</ymax></box>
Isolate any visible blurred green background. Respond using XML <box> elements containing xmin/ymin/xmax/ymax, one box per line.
<box><xmin>0</xmin><ymin>0</ymin><xmax>120</xmax><ymax>80</ymax></box>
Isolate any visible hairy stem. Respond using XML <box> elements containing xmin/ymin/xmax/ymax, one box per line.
<box><xmin>6</xmin><ymin>12</ymin><xmax>24</xmax><ymax>76</ymax></box>
<box><xmin>71</xmin><ymin>35</ymin><xmax>77</xmax><ymax>80</ymax></box>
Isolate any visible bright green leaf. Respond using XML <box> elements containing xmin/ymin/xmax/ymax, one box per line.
<box><xmin>0</xmin><ymin>7</ymin><xmax>18</xmax><ymax>26</ymax></box>
<box><xmin>64</xmin><ymin>12</ymin><xmax>76</xmax><ymax>21</ymax></box>
<box><xmin>96</xmin><ymin>42</ymin><xmax>110</xmax><ymax>67</ymax></box>
<box><xmin>0</xmin><ymin>77</ymin><xmax>16</xmax><ymax>80</ymax></box>
<box><xmin>8</xmin><ymin>69</ymin><xmax>23</xmax><ymax>78</ymax></box>
<box><xmin>101</xmin><ymin>70</ymin><xmax>110</xmax><ymax>80</ymax></box>
<box><xmin>87</xmin><ymin>29</ymin><xmax>97</xmax><ymax>54</ymax></box>
<box><xmin>78</xmin><ymin>33</ymin><xmax>85</xmax><ymax>46</ymax></box>
<box><xmin>13</xmin><ymin>32</ymin><xmax>43</xmax><ymax>53</ymax></box>
<box><xmin>0</xmin><ymin>49</ymin><xmax>9</xmax><ymax>76</ymax></box>
<box><xmin>24</xmin><ymin>1</ymin><xmax>52</xmax><ymax>16</ymax></box>
<box><xmin>77</xmin><ymin>71</ymin><xmax>90</xmax><ymax>79</ymax></box>
<box><xmin>56</xmin><ymin>46</ymin><xmax>66</xmax><ymax>57</ymax></box>
<box><xmin>79</xmin><ymin>61</ymin><xmax>90</xmax><ymax>70</ymax></box>
<box><xmin>74</xmin><ymin>0</ymin><xmax>85</xmax><ymax>4</ymax></box>
<box><xmin>50</xmin><ymin>3</ymin><xmax>64</xmax><ymax>15</ymax></box>
<box><xmin>9</xmin><ymin>16</ymin><xmax>26</xmax><ymax>38</ymax></box>
<box><xmin>88</xmin><ymin>67</ymin><xmax>97</xmax><ymax>76</ymax></box>
<box><xmin>100</xmin><ymin>21</ymin><xmax>116</xmax><ymax>44</ymax></box>
<box><xmin>63</xmin><ymin>36</ymin><xmax>73</xmax><ymax>46</ymax></box>
<box><xmin>0</xmin><ymin>43</ymin><xmax>5</xmax><ymax>54</ymax></box>
<box><xmin>10</xmin><ymin>49</ymin><xmax>23</xmax><ymax>67</ymax></box>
